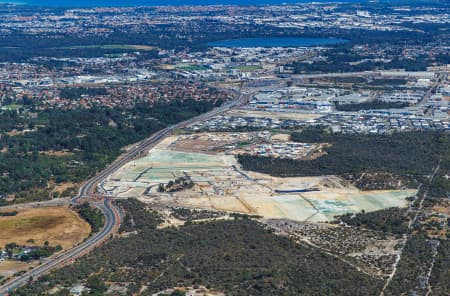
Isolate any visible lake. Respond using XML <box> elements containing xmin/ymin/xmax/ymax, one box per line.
<box><xmin>207</xmin><ymin>37</ymin><xmax>347</xmax><ymax>48</ymax></box>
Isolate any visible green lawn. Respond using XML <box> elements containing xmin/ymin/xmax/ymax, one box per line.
<box><xmin>235</xmin><ymin>65</ymin><xmax>261</xmax><ymax>71</ymax></box>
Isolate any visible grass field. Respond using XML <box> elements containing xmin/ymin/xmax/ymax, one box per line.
<box><xmin>0</xmin><ymin>206</ymin><xmax>90</xmax><ymax>250</ymax></box>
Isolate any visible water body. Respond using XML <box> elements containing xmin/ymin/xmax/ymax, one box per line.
<box><xmin>0</xmin><ymin>0</ymin><xmax>367</xmax><ymax>7</ymax></box>
<box><xmin>207</xmin><ymin>37</ymin><xmax>347</xmax><ymax>48</ymax></box>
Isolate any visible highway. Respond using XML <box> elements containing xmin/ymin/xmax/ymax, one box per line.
<box><xmin>0</xmin><ymin>91</ymin><xmax>249</xmax><ymax>296</ymax></box>
<box><xmin>0</xmin><ymin>199</ymin><xmax>119</xmax><ymax>295</ymax></box>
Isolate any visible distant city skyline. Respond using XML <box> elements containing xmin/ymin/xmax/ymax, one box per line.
<box><xmin>0</xmin><ymin>0</ymin><xmax>444</xmax><ymax>8</ymax></box>
<box><xmin>0</xmin><ymin>0</ymin><xmax>369</xmax><ymax>7</ymax></box>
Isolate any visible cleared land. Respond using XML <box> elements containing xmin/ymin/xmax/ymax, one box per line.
<box><xmin>0</xmin><ymin>206</ymin><xmax>91</xmax><ymax>250</ymax></box>
<box><xmin>227</xmin><ymin>109</ymin><xmax>324</xmax><ymax>121</ymax></box>
<box><xmin>105</xmin><ymin>134</ymin><xmax>414</xmax><ymax>222</ymax></box>
<box><xmin>0</xmin><ymin>260</ymin><xmax>39</xmax><ymax>278</ymax></box>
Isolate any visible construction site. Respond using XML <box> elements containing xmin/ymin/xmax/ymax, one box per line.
<box><xmin>102</xmin><ymin>132</ymin><xmax>415</xmax><ymax>223</ymax></box>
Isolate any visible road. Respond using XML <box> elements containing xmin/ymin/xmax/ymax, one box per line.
<box><xmin>0</xmin><ymin>199</ymin><xmax>119</xmax><ymax>295</ymax></box>
<box><xmin>0</xmin><ymin>92</ymin><xmax>249</xmax><ymax>296</ymax></box>
<box><xmin>0</xmin><ymin>199</ymin><xmax>70</xmax><ymax>211</ymax></box>
<box><xmin>289</xmin><ymin>70</ymin><xmax>437</xmax><ymax>80</ymax></box>
<box><xmin>379</xmin><ymin>161</ymin><xmax>441</xmax><ymax>296</ymax></box>
<box><xmin>422</xmin><ymin>72</ymin><xmax>447</xmax><ymax>116</ymax></box>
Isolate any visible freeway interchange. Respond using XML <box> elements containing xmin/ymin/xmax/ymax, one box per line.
<box><xmin>0</xmin><ymin>92</ymin><xmax>249</xmax><ymax>296</ymax></box>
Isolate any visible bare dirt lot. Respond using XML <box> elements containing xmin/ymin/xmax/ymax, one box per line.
<box><xmin>0</xmin><ymin>206</ymin><xmax>90</xmax><ymax>250</ymax></box>
<box><xmin>106</xmin><ymin>134</ymin><xmax>414</xmax><ymax>222</ymax></box>
<box><xmin>227</xmin><ymin>109</ymin><xmax>324</xmax><ymax>121</ymax></box>
<box><xmin>0</xmin><ymin>260</ymin><xmax>39</xmax><ymax>278</ymax></box>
